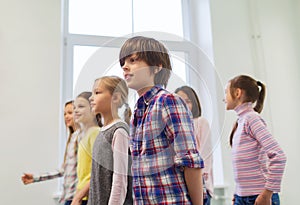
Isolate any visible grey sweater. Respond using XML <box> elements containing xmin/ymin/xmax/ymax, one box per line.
<box><xmin>88</xmin><ymin>121</ymin><xmax>132</xmax><ymax>205</ymax></box>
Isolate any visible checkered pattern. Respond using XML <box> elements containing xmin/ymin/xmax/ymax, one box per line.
<box><xmin>130</xmin><ymin>85</ymin><xmax>204</xmax><ymax>204</ymax></box>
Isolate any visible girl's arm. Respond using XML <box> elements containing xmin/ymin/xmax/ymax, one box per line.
<box><xmin>184</xmin><ymin>167</ymin><xmax>203</xmax><ymax>205</ymax></box>
<box><xmin>248</xmin><ymin>115</ymin><xmax>287</xmax><ymax>192</ymax></box>
<box><xmin>21</xmin><ymin>169</ymin><xmax>64</xmax><ymax>185</ymax></box>
<box><xmin>195</xmin><ymin>117</ymin><xmax>213</xmax><ymax>178</ymax></box>
<box><xmin>108</xmin><ymin>128</ymin><xmax>129</xmax><ymax>205</ymax></box>
<box><xmin>71</xmin><ymin>182</ymin><xmax>90</xmax><ymax>205</ymax></box>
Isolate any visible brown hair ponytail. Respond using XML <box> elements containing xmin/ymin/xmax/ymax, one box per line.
<box><xmin>229</xmin><ymin>75</ymin><xmax>266</xmax><ymax>146</ymax></box>
<box><xmin>254</xmin><ymin>81</ymin><xmax>266</xmax><ymax>113</ymax></box>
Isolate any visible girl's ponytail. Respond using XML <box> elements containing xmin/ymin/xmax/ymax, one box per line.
<box><xmin>124</xmin><ymin>103</ymin><xmax>132</xmax><ymax>125</ymax></box>
<box><xmin>254</xmin><ymin>81</ymin><xmax>266</xmax><ymax>114</ymax></box>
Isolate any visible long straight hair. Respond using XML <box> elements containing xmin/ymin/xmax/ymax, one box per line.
<box><xmin>174</xmin><ymin>85</ymin><xmax>202</xmax><ymax>118</ymax></box>
<box><xmin>63</xmin><ymin>100</ymin><xmax>75</xmax><ymax>164</ymax></box>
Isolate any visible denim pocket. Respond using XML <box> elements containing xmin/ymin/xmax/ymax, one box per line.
<box><xmin>272</xmin><ymin>193</ymin><xmax>280</xmax><ymax>205</ymax></box>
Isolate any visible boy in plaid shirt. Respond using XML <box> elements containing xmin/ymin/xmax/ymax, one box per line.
<box><xmin>119</xmin><ymin>36</ymin><xmax>204</xmax><ymax>204</ymax></box>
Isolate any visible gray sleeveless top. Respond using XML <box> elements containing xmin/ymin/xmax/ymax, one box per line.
<box><xmin>88</xmin><ymin>121</ymin><xmax>133</xmax><ymax>205</ymax></box>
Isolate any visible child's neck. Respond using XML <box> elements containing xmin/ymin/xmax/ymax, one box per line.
<box><xmin>102</xmin><ymin>112</ymin><xmax>120</xmax><ymax>127</ymax></box>
<box><xmin>80</xmin><ymin>121</ymin><xmax>97</xmax><ymax>133</ymax></box>
<box><xmin>137</xmin><ymin>85</ymin><xmax>154</xmax><ymax>96</ymax></box>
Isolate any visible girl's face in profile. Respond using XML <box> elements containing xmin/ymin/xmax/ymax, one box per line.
<box><xmin>176</xmin><ymin>90</ymin><xmax>193</xmax><ymax>112</ymax></box>
<box><xmin>64</xmin><ymin>103</ymin><xmax>74</xmax><ymax>129</ymax></box>
<box><xmin>73</xmin><ymin>97</ymin><xmax>94</xmax><ymax>124</ymax></box>
<box><xmin>224</xmin><ymin>82</ymin><xmax>239</xmax><ymax>110</ymax></box>
<box><xmin>90</xmin><ymin>80</ymin><xmax>113</xmax><ymax>115</ymax></box>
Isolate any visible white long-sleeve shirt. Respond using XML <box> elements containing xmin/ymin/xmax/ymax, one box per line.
<box><xmin>193</xmin><ymin>117</ymin><xmax>214</xmax><ymax>196</ymax></box>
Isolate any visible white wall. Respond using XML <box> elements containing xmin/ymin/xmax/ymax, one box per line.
<box><xmin>210</xmin><ymin>0</ymin><xmax>300</xmax><ymax>204</ymax></box>
<box><xmin>0</xmin><ymin>0</ymin><xmax>61</xmax><ymax>204</ymax></box>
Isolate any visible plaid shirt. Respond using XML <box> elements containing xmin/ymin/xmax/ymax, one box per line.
<box><xmin>130</xmin><ymin>85</ymin><xmax>204</xmax><ymax>204</ymax></box>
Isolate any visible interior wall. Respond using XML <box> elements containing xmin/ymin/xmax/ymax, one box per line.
<box><xmin>209</xmin><ymin>0</ymin><xmax>300</xmax><ymax>204</ymax></box>
<box><xmin>0</xmin><ymin>0</ymin><xmax>61</xmax><ymax>204</ymax></box>
<box><xmin>254</xmin><ymin>0</ymin><xmax>300</xmax><ymax>203</ymax></box>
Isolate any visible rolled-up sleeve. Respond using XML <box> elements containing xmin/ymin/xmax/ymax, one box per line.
<box><xmin>162</xmin><ymin>94</ymin><xmax>204</xmax><ymax>169</ymax></box>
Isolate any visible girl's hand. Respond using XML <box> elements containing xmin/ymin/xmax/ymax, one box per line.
<box><xmin>21</xmin><ymin>173</ymin><xmax>34</xmax><ymax>185</ymax></box>
<box><xmin>232</xmin><ymin>196</ymin><xmax>235</xmax><ymax>205</ymax></box>
<box><xmin>254</xmin><ymin>190</ymin><xmax>272</xmax><ymax>205</ymax></box>
<box><xmin>70</xmin><ymin>197</ymin><xmax>82</xmax><ymax>205</ymax></box>
<box><xmin>203</xmin><ymin>173</ymin><xmax>208</xmax><ymax>181</ymax></box>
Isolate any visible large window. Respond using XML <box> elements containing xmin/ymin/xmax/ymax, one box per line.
<box><xmin>63</xmin><ymin>0</ymin><xmax>188</xmax><ymax>100</ymax></box>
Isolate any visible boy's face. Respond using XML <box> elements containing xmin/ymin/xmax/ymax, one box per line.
<box><xmin>122</xmin><ymin>54</ymin><xmax>155</xmax><ymax>95</ymax></box>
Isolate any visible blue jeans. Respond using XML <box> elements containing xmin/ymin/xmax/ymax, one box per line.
<box><xmin>64</xmin><ymin>201</ymin><xmax>72</xmax><ymax>205</ymax></box>
<box><xmin>203</xmin><ymin>192</ymin><xmax>211</xmax><ymax>205</ymax></box>
<box><xmin>234</xmin><ymin>193</ymin><xmax>280</xmax><ymax>205</ymax></box>
<box><xmin>64</xmin><ymin>200</ymin><xmax>87</xmax><ymax>205</ymax></box>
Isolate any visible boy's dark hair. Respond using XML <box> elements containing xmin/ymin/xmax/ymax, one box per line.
<box><xmin>175</xmin><ymin>86</ymin><xmax>202</xmax><ymax>118</ymax></box>
<box><xmin>229</xmin><ymin>75</ymin><xmax>266</xmax><ymax>146</ymax></box>
<box><xmin>119</xmin><ymin>36</ymin><xmax>172</xmax><ymax>88</ymax></box>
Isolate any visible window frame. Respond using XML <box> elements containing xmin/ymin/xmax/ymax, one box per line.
<box><xmin>59</xmin><ymin>0</ymin><xmax>224</xmax><ymax>190</ymax></box>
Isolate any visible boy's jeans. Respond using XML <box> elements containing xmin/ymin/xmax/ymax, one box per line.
<box><xmin>234</xmin><ymin>193</ymin><xmax>280</xmax><ymax>205</ymax></box>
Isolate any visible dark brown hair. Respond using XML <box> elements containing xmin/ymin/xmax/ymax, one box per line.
<box><xmin>64</xmin><ymin>100</ymin><xmax>75</xmax><ymax>134</ymax></box>
<box><xmin>229</xmin><ymin>75</ymin><xmax>266</xmax><ymax>146</ymax></box>
<box><xmin>175</xmin><ymin>86</ymin><xmax>202</xmax><ymax>118</ymax></box>
<box><xmin>63</xmin><ymin>100</ymin><xmax>74</xmax><ymax>164</ymax></box>
<box><xmin>119</xmin><ymin>36</ymin><xmax>172</xmax><ymax>88</ymax></box>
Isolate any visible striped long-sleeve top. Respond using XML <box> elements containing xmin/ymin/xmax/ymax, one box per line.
<box><xmin>232</xmin><ymin>102</ymin><xmax>286</xmax><ymax>196</ymax></box>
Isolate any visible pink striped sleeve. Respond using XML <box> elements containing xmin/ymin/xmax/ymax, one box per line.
<box><xmin>248</xmin><ymin>116</ymin><xmax>287</xmax><ymax>192</ymax></box>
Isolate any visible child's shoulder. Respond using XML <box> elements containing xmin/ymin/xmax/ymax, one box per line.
<box><xmin>244</xmin><ymin>111</ymin><xmax>266</xmax><ymax>126</ymax></box>
<box><xmin>114</xmin><ymin>120</ymin><xmax>129</xmax><ymax>131</ymax></box>
<box><xmin>90</xmin><ymin>126</ymin><xmax>101</xmax><ymax>134</ymax></box>
<box><xmin>154</xmin><ymin>89</ymin><xmax>183</xmax><ymax>103</ymax></box>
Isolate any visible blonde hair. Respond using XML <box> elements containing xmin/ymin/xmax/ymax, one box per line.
<box><xmin>95</xmin><ymin>76</ymin><xmax>132</xmax><ymax>125</ymax></box>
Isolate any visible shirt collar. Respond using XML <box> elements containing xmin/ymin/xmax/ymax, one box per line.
<box><xmin>139</xmin><ymin>85</ymin><xmax>163</xmax><ymax>106</ymax></box>
<box><xmin>234</xmin><ymin>102</ymin><xmax>254</xmax><ymax>116</ymax></box>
